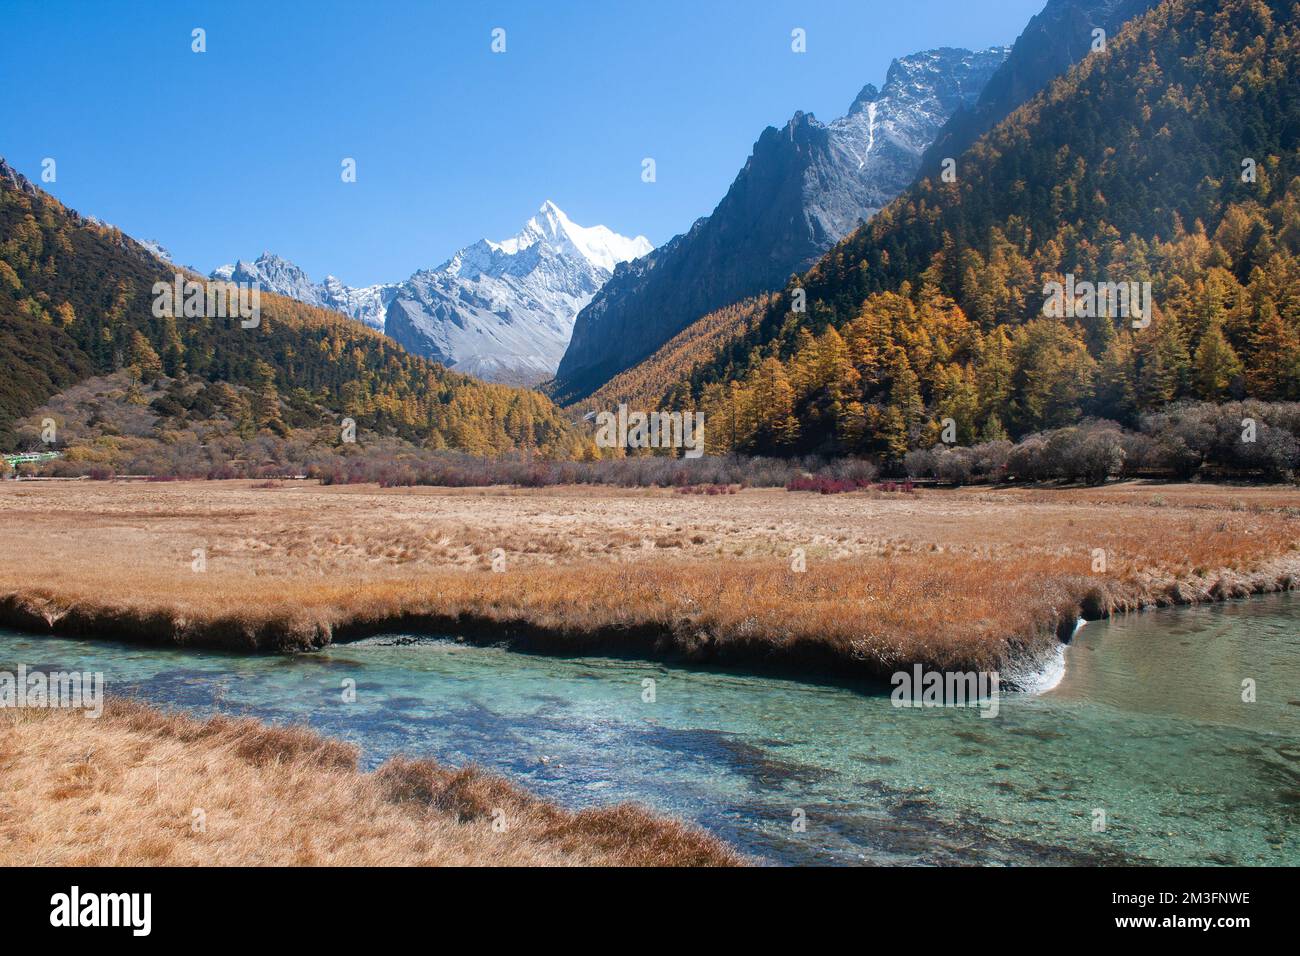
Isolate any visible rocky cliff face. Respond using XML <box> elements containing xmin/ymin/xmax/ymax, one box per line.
<box><xmin>552</xmin><ymin>46</ymin><xmax>1008</xmax><ymax>404</ymax></box>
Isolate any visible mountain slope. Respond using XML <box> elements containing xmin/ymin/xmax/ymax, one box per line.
<box><xmin>385</xmin><ymin>201</ymin><xmax>651</xmax><ymax>386</ymax></box>
<box><xmin>552</xmin><ymin>46</ymin><xmax>1009</xmax><ymax>404</ymax></box>
<box><xmin>575</xmin><ymin>0</ymin><xmax>1165</xmax><ymax>416</ymax></box>
<box><xmin>918</xmin><ymin>0</ymin><xmax>1160</xmax><ymax>179</ymax></box>
<box><xmin>575</xmin><ymin>294</ymin><xmax>778</xmax><ymax>417</ymax></box>
<box><xmin>0</xmin><ymin>159</ymin><xmax>579</xmax><ymax>454</ymax></box>
<box><xmin>658</xmin><ymin>0</ymin><xmax>1300</xmax><ymax>456</ymax></box>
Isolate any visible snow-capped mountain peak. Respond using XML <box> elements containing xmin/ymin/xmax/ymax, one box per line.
<box><xmin>209</xmin><ymin>252</ymin><xmax>396</xmax><ymax>331</ymax></box>
<box><xmin>211</xmin><ymin>203</ymin><xmax>651</xmax><ymax>385</ymax></box>
<box><xmin>386</xmin><ymin>202</ymin><xmax>653</xmax><ymax>384</ymax></box>
<box><xmin>820</xmin><ymin>46</ymin><xmax>1011</xmax><ymax>230</ymax></box>
<box><xmin>489</xmin><ymin>200</ymin><xmax>652</xmax><ymax>273</ymax></box>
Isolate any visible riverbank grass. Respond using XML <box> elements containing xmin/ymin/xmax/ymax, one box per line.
<box><xmin>0</xmin><ymin>699</ymin><xmax>740</xmax><ymax>866</ymax></box>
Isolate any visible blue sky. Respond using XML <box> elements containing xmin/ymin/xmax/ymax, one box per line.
<box><xmin>0</xmin><ymin>0</ymin><xmax>1044</xmax><ymax>285</ymax></box>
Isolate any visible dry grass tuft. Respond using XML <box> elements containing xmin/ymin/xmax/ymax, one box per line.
<box><xmin>0</xmin><ymin>699</ymin><xmax>741</xmax><ymax>866</ymax></box>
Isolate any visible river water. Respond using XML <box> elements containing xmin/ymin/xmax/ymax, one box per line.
<box><xmin>2</xmin><ymin>593</ymin><xmax>1296</xmax><ymax>865</ymax></box>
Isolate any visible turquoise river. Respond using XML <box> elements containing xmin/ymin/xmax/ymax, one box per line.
<box><xmin>2</xmin><ymin>592</ymin><xmax>1297</xmax><ymax>865</ymax></box>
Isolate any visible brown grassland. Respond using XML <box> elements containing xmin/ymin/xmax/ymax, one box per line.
<box><xmin>1</xmin><ymin>479</ymin><xmax>1299</xmax><ymax>678</ymax></box>
<box><xmin>0</xmin><ymin>699</ymin><xmax>739</xmax><ymax>865</ymax></box>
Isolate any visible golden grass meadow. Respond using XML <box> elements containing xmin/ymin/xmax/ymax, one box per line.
<box><xmin>2</xmin><ymin>479</ymin><xmax>1298</xmax><ymax>674</ymax></box>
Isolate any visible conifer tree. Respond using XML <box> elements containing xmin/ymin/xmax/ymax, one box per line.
<box><xmin>1193</xmin><ymin>320</ymin><xmax>1244</xmax><ymax>399</ymax></box>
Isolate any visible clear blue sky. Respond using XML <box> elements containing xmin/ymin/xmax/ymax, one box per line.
<box><xmin>0</xmin><ymin>0</ymin><xmax>1044</xmax><ymax>285</ymax></box>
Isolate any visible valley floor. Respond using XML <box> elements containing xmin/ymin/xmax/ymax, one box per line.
<box><xmin>3</xmin><ymin>479</ymin><xmax>1297</xmax><ymax>867</ymax></box>
<box><xmin>1</xmin><ymin>479</ymin><xmax>1298</xmax><ymax>679</ymax></box>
